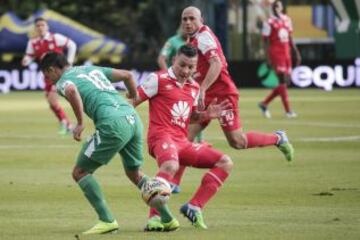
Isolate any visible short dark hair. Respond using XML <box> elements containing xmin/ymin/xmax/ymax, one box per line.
<box><xmin>178</xmin><ymin>44</ymin><xmax>198</xmax><ymax>58</ymax></box>
<box><xmin>34</xmin><ymin>17</ymin><xmax>47</xmax><ymax>24</ymax></box>
<box><xmin>40</xmin><ymin>52</ymin><xmax>69</xmax><ymax>71</ymax></box>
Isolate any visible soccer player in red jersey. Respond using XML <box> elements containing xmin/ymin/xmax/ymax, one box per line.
<box><xmin>180</xmin><ymin>6</ymin><xmax>294</xmax><ymax>158</ymax></box>
<box><xmin>22</xmin><ymin>17</ymin><xmax>77</xmax><ymax>134</ymax></box>
<box><xmin>258</xmin><ymin>0</ymin><xmax>301</xmax><ymax>118</ymax></box>
<box><xmin>134</xmin><ymin>44</ymin><xmax>233</xmax><ymax>230</ymax></box>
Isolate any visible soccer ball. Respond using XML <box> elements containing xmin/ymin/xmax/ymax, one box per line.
<box><xmin>141</xmin><ymin>177</ymin><xmax>172</xmax><ymax>208</ymax></box>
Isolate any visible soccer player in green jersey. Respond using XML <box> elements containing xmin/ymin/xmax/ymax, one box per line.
<box><xmin>157</xmin><ymin>29</ymin><xmax>187</xmax><ymax>70</ymax></box>
<box><xmin>40</xmin><ymin>52</ymin><xmax>178</xmax><ymax>234</ymax></box>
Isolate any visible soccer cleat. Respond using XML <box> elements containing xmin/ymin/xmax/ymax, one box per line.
<box><xmin>258</xmin><ymin>102</ymin><xmax>271</xmax><ymax>118</ymax></box>
<box><xmin>286</xmin><ymin>111</ymin><xmax>297</xmax><ymax>118</ymax></box>
<box><xmin>170</xmin><ymin>184</ymin><xmax>181</xmax><ymax>194</ymax></box>
<box><xmin>82</xmin><ymin>220</ymin><xmax>119</xmax><ymax>235</ymax></box>
<box><xmin>144</xmin><ymin>216</ymin><xmax>164</xmax><ymax>232</ymax></box>
<box><xmin>180</xmin><ymin>204</ymin><xmax>208</xmax><ymax>229</ymax></box>
<box><xmin>162</xmin><ymin>218</ymin><xmax>180</xmax><ymax>232</ymax></box>
<box><xmin>275</xmin><ymin>131</ymin><xmax>294</xmax><ymax>161</ymax></box>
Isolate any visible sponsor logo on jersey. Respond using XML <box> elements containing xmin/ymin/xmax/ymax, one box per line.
<box><xmin>170</xmin><ymin>101</ymin><xmax>190</xmax><ymax>128</ymax></box>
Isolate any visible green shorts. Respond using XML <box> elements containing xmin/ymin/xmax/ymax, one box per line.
<box><xmin>76</xmin><ymin>113</ymin><xmax>143</xmax><ymax>173</ymax></box>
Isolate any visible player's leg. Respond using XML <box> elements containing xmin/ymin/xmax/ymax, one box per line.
<box><xmin>221</xmin><ymin>95</ymin><xmax>294</xmax><ymax>160</ymax></box>
<box><xmin>144</xmin><ymin>136</ymin><xmax>180</xmax><ymax>231</ymax></box>
<box><xmin>179</xmin><ymin>144</ymin><xmax>233</xmax><ymax>229</ymax></box>
<box><xmin>45</xmin><ymin>82</ymin><xmax>71</xmax><ymax>134</ymax></box>
<box><xmin>74</xmin><ymin>128</ymin><xmax>121</xmax><ymax>234</ymax></box>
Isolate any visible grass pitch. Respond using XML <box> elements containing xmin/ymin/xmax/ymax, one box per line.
<box><xmin>0</xmin><ymin>89</ymin><xmax>359</xmax><ymax>240</ymax></box>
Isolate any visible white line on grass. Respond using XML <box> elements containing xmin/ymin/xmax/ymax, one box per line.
<box><xmin>0</xmin><ymin>144</ymin><xmax>75</xmax><ymax>149</ymax></box>
<box><xmin>297</xmin><ymin>136</ymin><xmax>360</xmax><ymax>142</ymax></box>
<box><xmin>1</xmin><ymin>135</ymin><xmax>359</xmax><ymax>149</ymax></box>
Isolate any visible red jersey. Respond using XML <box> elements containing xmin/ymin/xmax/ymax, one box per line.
<box><xmin>262</xmin><ymin>14</ymin><xmax>293</xmax><ymax>58</ymax></box>
<box><xmin>138</xmin><ymin>68</ymin><xmax>200</xmax><ymax>143</ymax></box>
<box><xmin>189</xmin><ymin>25</ymin><xmax>238</xmax><ymax>97</ymax></box>
<box><xmin>26</xmin><ymin>32</ymin><xmax>66</xmax><ymax>61</ymax></box>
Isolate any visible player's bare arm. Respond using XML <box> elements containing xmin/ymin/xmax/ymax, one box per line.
<box><xmin>198</xmin><ymin>55</ymin><xmax>222</xmax><ymax>109</ymax></box>
<box><xmin>111</xmin><ymin>69</ymin><xmax>139</xmax><ymax>101</ymax></box>
<box><xmin>190</xmin><ymin>98</ymin><xmax>231</xmax><ymax>123</ymax></box>
<box><xmin>64</xmin><ymin>84</ymin><xmax>84</xmax><ymax>141</ymax></box>
<box><xmin>289</xmin><ymin>36</ymin><xmax>301</xmax><ymax>66</ymax></box>
<box><xmin>263</xmin><ymin>38</ymin><xmax>272</xmax><ymax>66</ymax></box>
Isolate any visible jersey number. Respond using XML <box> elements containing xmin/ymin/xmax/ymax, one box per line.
<box><xmin>77</xmin><ymin>70</ymin><xmax>115</xmax><ymax>91</ymax></box>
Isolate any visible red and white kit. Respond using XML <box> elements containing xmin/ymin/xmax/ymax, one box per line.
<box><xmin>23</xmin><ymin>32</ymin><xmax>76</xmax><ymax>93</ymax></box>
<box><xmin>189</xmin><ymin>25</ymin><xmax>241</xmax><ymax>131</ymax></box>
<box><xmin>262</xmin><ymin>14</ymin><xmax>293</xmax><ymax>75</ymax></box>
<box><xmin>137</xmin><ymin>68</ymin><xmax>224</xmax><ymax>168</ymax></box>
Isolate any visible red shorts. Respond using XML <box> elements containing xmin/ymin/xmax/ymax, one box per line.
<box><xmin>200</xmin><ymin>93</ymin><xmax>241</xmax><ymax>131</ymax></box>
<box><xmin>44</xmin><ymin>78</ymin><xmax>56</xmax><ymax>96</ymax></box>
<box><xmin>270</xmin><ymin>54</ymin><xmax>292</xmax><ymax>76</ymax></box>
<box><xmin>149</xmin><ymin>135</ymin><xmax>224</xmax><ymax>168</ymax></box>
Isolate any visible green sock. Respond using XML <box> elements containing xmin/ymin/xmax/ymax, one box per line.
<box><xmin>137</xmin><ymin>175</ymin><xmax>149</xmax><ymax>190</ymax></box>
<box><xmin>195</xmin><ymin>131</ymin><xmax>203</xmax><ymax>143</ymax></box>
<box><xmin>137</xmin><ymin>175</ymin><xmax>173</xmax><ymax>223</ymax></box>
<box><xmin>156</xmin><ymin>204</ymin><xmax>174</xmax><ymax>223</ymax></box>
<box><xmin>78</xmin><ymin>174</ymin><xmax>114</xmax><ymax>223</ymax></box>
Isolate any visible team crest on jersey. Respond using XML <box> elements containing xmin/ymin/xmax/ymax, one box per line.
<box><xmin>170</xmin><ymin>101</ymin><xmax>190</xmax><ymax>128</ymax></box>
<box><xmin>165</xmin><ymin>84</ymin><xmax>173</xmax><ymax>90</ymax></box>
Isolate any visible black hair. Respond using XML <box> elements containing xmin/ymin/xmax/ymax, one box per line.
<box><xmin>34</xmin><ymin>17</ymin><xmax>47</xmax><ymax>24</ymax></box>
<box><xmin>178</xmin><ymin>44</ymin><xmax>198</xmax><ymax>58</ymax></box>
<box><xmin>272</xmin><ymin>0</ymin><xmax>283</xmax><ymax>14</ymax></box>
<box><xmin>40</xmin><ymin>52</ymin><xmax>69</xmax><ymax>71</ymax></box>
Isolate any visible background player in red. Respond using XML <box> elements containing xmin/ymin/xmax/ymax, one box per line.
<box><xmin>180</xmin><ymin>6</ymin><xmax>294</xmax><ymax>158</ymax></box>
<box><xmin>22</xmin><ymin>17</ymin><xmax>77</xmax><ymax>134</ymax></box>
<box><xmin>258</xmin><ymin>0</ymin><xmax>301</xmax><ymax>118</ymax></box>
<box><xmin>134</xmin><ymin>44</ymin><xmax>233</xmax><ymax>231</ymax></box>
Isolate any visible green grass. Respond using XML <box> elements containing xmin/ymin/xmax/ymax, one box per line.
<box><xmin>0</xmin><ymin>89</ymin><xmax>359</xmax><ymax>240</ymax></box>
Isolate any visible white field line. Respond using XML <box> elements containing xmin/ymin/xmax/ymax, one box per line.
<box><xmin>297</xmin><ymin>136</ymin><xmax>360</xmax><ymax>142</ymax></box>
<box><xmin>0</xmin><ymin>136</ymin><xmax>359</xmax><ymax>150</ymax></box>
<box><xmin>0</xmin><ymin>144</ymin><xmax>75</xmax><ymax>149</ymax></box>
<box><xmin>262</xmin><ymin>121</ymin><xmax>360</xmax><ymax>129</ymax></box>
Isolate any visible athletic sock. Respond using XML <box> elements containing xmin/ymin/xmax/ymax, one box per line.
<box><xmin>171</xmin><ymin>166</ymin><xmax>186</xmax><ymax>186</ymax></box>
<box><xmin>278</xmin><ymin>84</ymin><xmax>291</xmax><ymax>112</ymax></box>
<box><xmin>152</xmin><ymin>171</ymin><xmax>174</xmax><ymax>223</ymax></box>
<box><xmin>263</xmin><ymin>87</ymin><xmax>280</xmax><ymax>105</ymax></box>
<box><xmin>78</xmin><ymin>174</ymin><xmax>114</xmax><ymax>223</ymax></box>
<box><xmin>50</xmin><ymin>104</ymin><xmax>69</xmax><ymax>123</ymax></box>
<box><xmin>245</xmin><ymin>132</ymin><xmax>279</xmax><ymax>148</ymax></box>
<box><xmin>189</xmin><ymin>168</ymin><xmax>229</xmax><ymax>209</ymax></box>
<box><xmin>137</xmin><ymin>175</ymin><xmax>149</xmax><ymax>190</ymax></box>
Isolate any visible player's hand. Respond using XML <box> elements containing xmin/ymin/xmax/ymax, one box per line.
<box><xmin>198</xmin><ymin>90</ymin><xmax>206</xmax><ymax>111</ymax></box>
<box><xmin>73</xmin><ymin>124</ymin><xmax>85</xmax><ymax>142</ymax></box>
<box><xmin>206</xmin><ymin>98</ymin><xmax>232</xmax><ymax>119</ymax></box>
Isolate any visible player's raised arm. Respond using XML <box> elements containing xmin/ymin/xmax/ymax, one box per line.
<box><xmin>110</xmin><ymin>69</ymin><xmax>138</xmax><ymax>102</ymax></box>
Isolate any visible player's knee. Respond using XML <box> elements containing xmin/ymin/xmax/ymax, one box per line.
<box><xmin>159</xmin><ymin>160</ymin><xmax>179</xmax><ymax>177</ymax></box>
<box><xmin>72</xmin><ymin>166</ymin><xmax>89</xmax><ymax>182</ymax></box>
<box><xmin>228</xmin><ymin>134</ymin><xmax>246</xmax><ymax>149</ymax></box>
<box><xmin>215</xmin><ymin>155</ymin><xmax>233</xmax><ymax>173</ymax></box>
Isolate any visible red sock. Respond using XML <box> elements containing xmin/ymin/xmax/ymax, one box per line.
<box><xmin>263</xmin><ymin>86</ymin><xmax>280</xmax><ymax>105</ymax></box>
<box><xmin>278</xmin><ymin>84</ymin><xmax>291</xmax><ymax>112</ymax></box>
<box><xmin>50</xmin><ymin>105</ymin><xmax>69</xmax><ymax>123</ymax></box>
<box><xmin>189</xmin><ymin>168</ymin><xmax>229</xmax><ymax>209</ymax></box>
<box><xmin>245</xmin><ymin>132</ymin><xmax>278</xmax><ymax>148</ymax></box>
<box><xmin>171</xmin><ymin>166</ymin><xmax>186</xmax><ymax>185</ymax></box>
